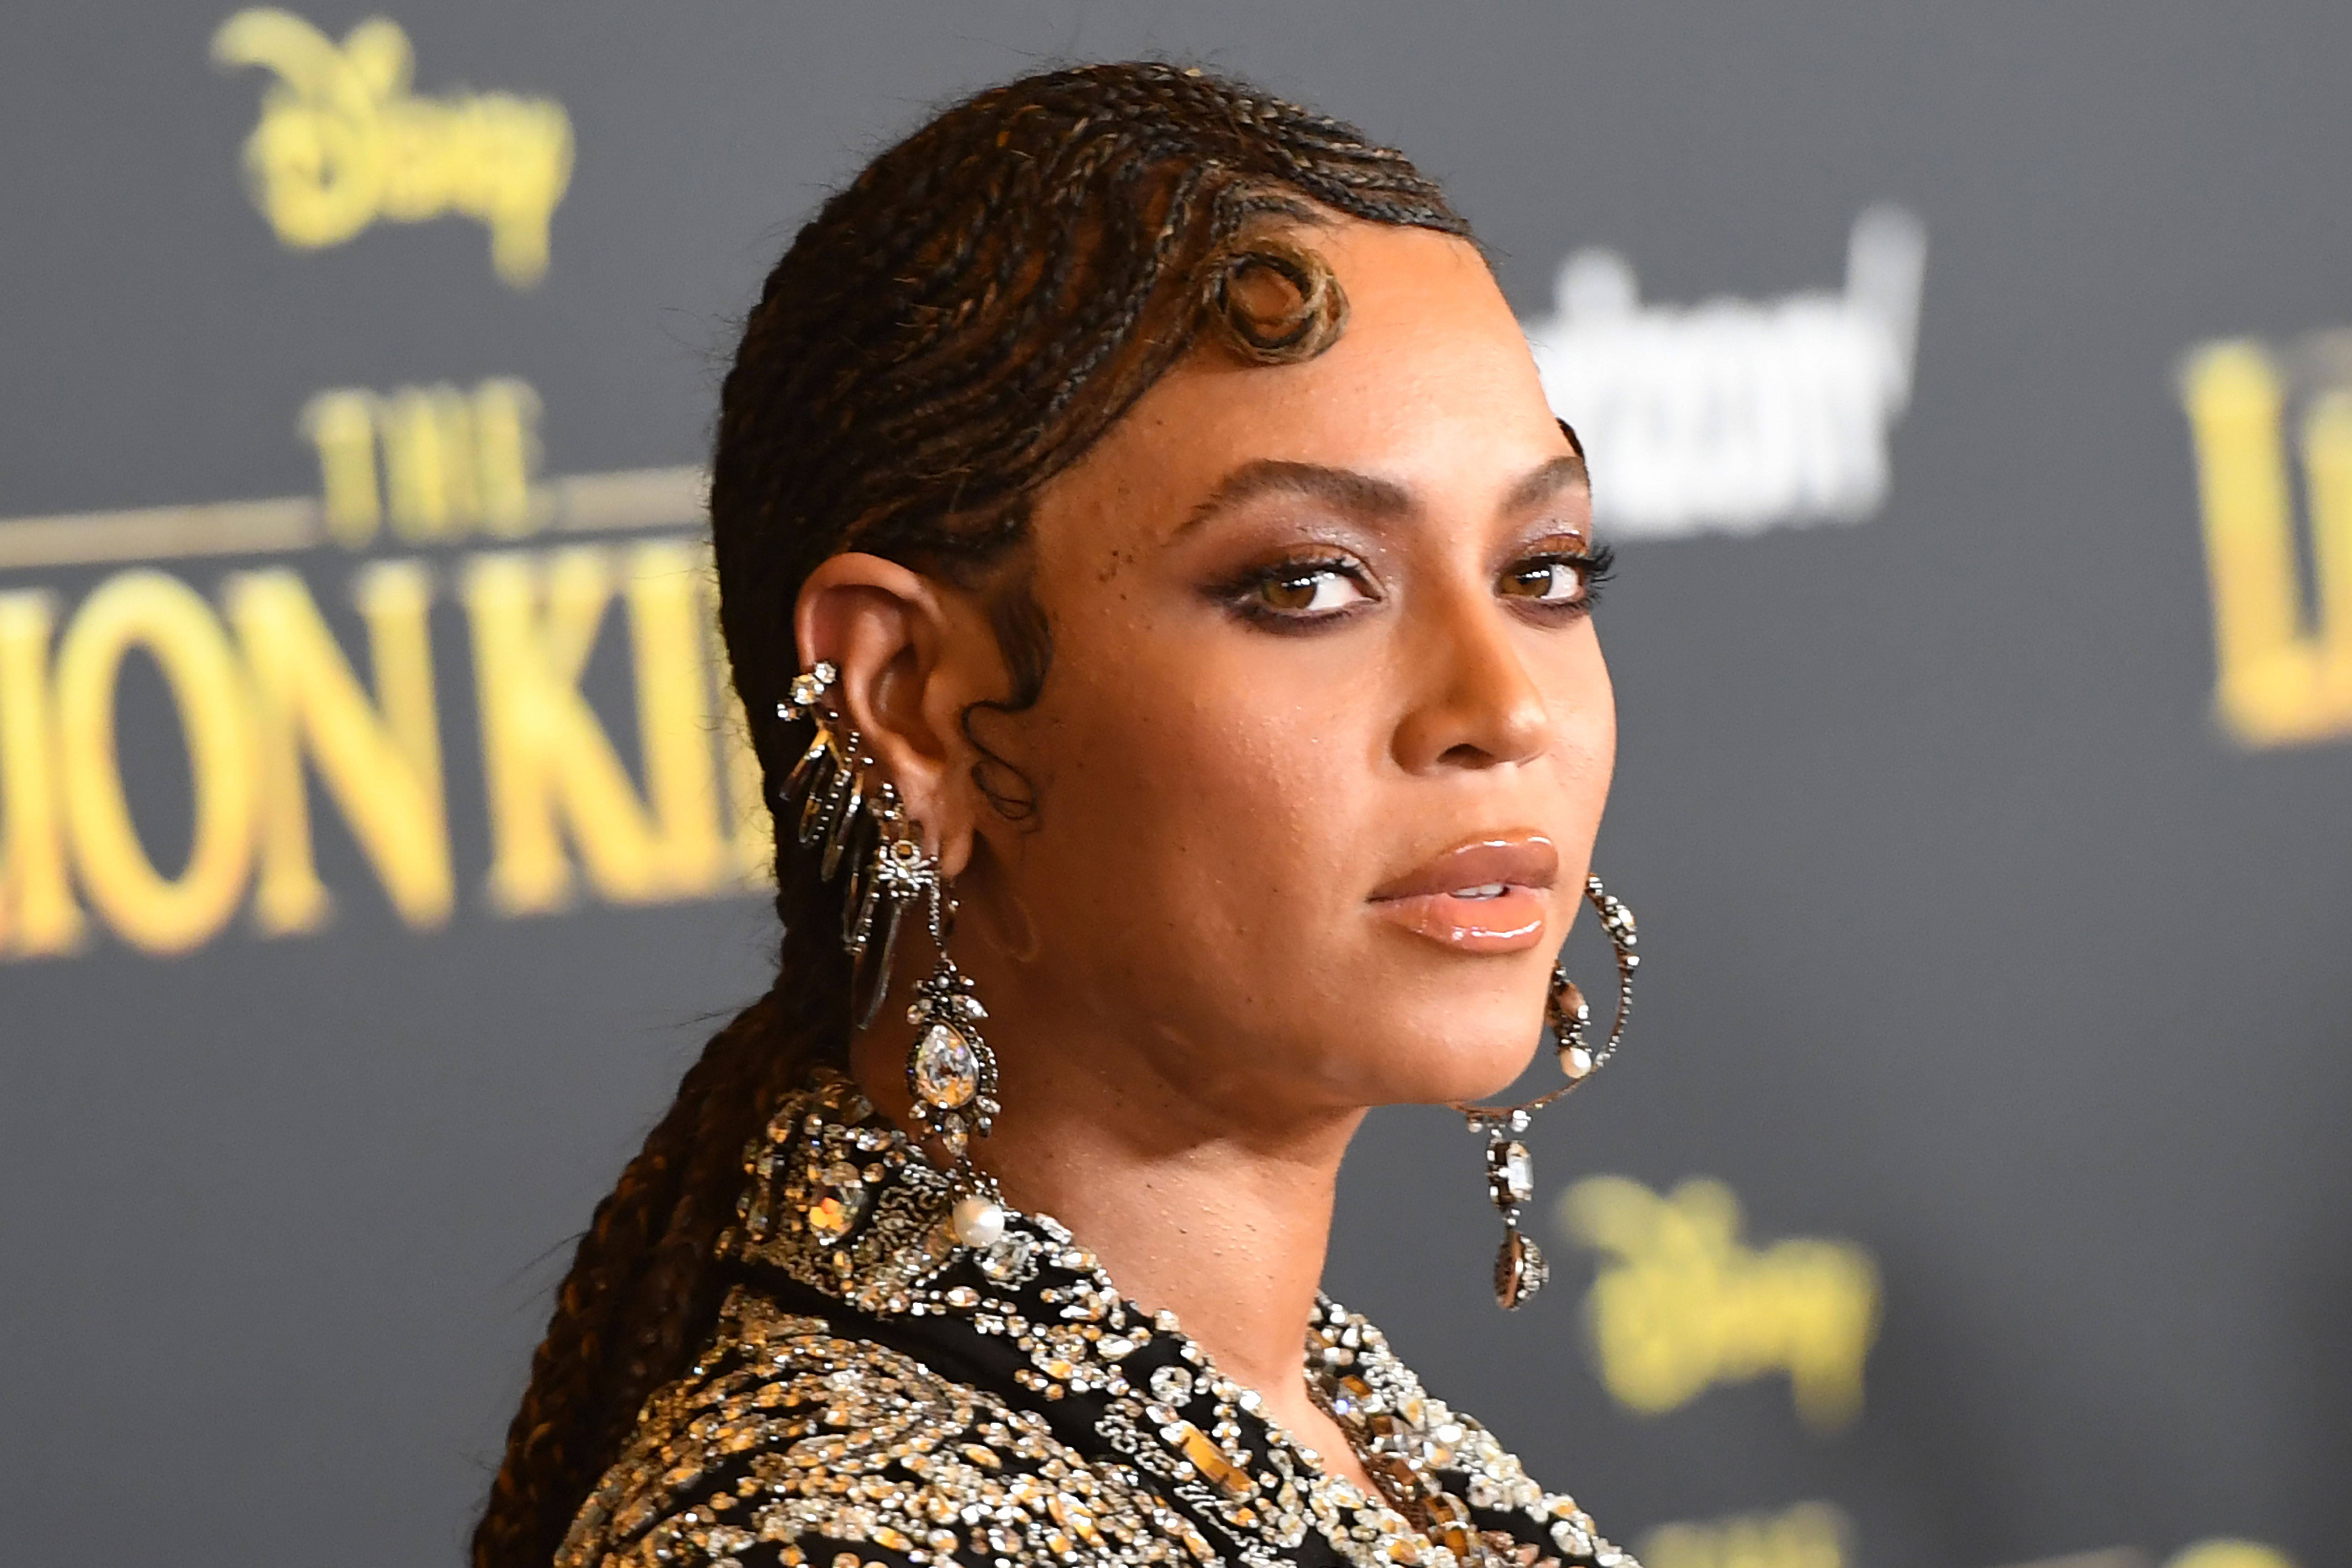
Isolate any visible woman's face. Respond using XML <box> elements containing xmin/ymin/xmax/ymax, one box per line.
<box><xmin>958</xmin><ymin>219</ymin><xmax>1615</xmax><ymax>1126</ymax></box>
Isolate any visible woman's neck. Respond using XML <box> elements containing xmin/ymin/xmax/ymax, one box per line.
<box><xmin>848</xmin><ymin>1020</ymin><xmax>1380</xmax><ymax>1492</ymax></box>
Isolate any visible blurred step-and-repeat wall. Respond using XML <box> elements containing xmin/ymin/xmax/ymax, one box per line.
<box><xmin>2</xmin><ymin>7</ymin><xmax>2346</xmax><ymax>1568</ymax></box>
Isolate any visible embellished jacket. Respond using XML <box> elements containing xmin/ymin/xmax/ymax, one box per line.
<box><xmin>561</xmin><ymin>1073</ymin><xmax>1634</xmax><ymax>1568</ymax></box>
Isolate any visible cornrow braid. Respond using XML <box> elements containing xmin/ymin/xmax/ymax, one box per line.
<box><xmin>474</xmin><ymin>60</ymin><xmax>1465</xmax><ymax>1568</ymax></box>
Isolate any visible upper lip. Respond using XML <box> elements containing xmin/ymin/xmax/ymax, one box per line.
<box><xmin>1369</xmin><ymin>834</ymin><xmax>1559</xmax><ymax>901</ymax></box>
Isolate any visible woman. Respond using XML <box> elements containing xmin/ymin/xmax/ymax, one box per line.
<box><xmin>477</xmin><ymin>61</ymin><xmax>1639</xmax><ymax>1568</ymax></box>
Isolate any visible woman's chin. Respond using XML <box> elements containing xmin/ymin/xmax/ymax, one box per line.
<box><xmin>1336</xmin><ymin>1027</ymin><xmax>1546</xmax><ymax>1110</ymax></box>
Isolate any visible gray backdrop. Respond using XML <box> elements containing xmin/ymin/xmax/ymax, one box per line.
<box><xmin>3</xmin><ymin>6</ymin><xmax>2347</xmax><ymax>1568</ymax></box>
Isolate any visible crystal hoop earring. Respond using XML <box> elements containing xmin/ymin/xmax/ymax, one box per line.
<box><xmin>777</xmin><ymin>661</ymin><xmax>1007</xmax><ymax>1247</ymax></box>
<box><xmin>1452</xmin><ymin>875</ymin><xmax>1639</xmax><ymax>1310</ymax></box>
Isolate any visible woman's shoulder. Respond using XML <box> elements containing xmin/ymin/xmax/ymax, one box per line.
<box><xmin>558</xmin><ymin>1284</ymin><xmax>1181</xmax><ymax>1568</ymax></box>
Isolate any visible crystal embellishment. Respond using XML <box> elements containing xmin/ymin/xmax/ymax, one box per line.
<box><xmin>1548</xmin><ymin>977</ymin><xmax>1589</xmax><ymax>1035</ymax></box>
<box><xmin>912</xmin><ymin>1023</ymin><xmax>980</xmax><ymax>1110</ymax></box>
<box><xmin>807</xmin><ymin>1161</ymin><xmax>868</xmax><ymax>1244</ymax></box>
<box><xmin>1490</xmin><ymin>1140</ymin><xmax>1535</xmax><ymax>1207</ymax></box>
<box><xmin>1494</xmin><ymin>1228</ymin><xmax>1548</xmax><ymax>1310</ymax></box>
<box><xmin>935</xmin><ymin>1116</ymin><xmax>969</xmax><ymax>1160</ymax></box>
<box><xmin>697</xmin><ymin>1077</ymin><xmax>1642</xmax><ymax>1568</ymax></box>
<box><xmin>1150</xmin><ymin>1365</ymin><xmax>1195</xmax><ymax>1404</ymax></box>
<box><xmin>976</xmin><ymin>1230</ymin><xmax>1036</xmax><ymax>1284</ymax></box>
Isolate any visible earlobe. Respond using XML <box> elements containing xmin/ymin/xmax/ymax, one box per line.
<box><xmin>793</xmin><ymin>553</ymin><xmax>982</xmax><ymax>871</ymax></box>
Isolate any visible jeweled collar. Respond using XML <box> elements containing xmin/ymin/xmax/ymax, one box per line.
<box><xmin>716</xmin><ymin>1071</ymin><xmax>1629</xmax><ymax>1568</ymax></box>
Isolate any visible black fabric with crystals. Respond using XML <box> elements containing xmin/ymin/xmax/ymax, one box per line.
<box><xmin>560</xmin><ymin>1073</ymin><xmax>1636</xmax><ymax>1568</ymax></box>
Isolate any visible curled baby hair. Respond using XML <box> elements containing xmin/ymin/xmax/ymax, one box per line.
<box><xmin>474</xmin><ymin>59</ymin><xmax>1467</xmax><ymax>1568</ymax></box>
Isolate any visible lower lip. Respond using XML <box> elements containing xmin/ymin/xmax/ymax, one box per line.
<box><xmin>1370</xmin><ymin>888</ymin><xmax>1549</xmax><ymax>953</ymax></box>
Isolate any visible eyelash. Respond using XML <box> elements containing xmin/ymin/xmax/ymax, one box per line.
<box><xmin>1216</xmin><ymin>542</ymin><xmax>1617</xmax><ymax>630</ymax></box>
<box><xmin>1516</xmin><ymin>543</ymin><xmax>1616</xmax><ymax>616</ymax></box>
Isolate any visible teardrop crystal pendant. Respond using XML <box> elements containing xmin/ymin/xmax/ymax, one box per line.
<box><xmin>905</xmin><ymin>982</ymin><xmax>994</xmax><ymax>1142</ymax></box>
<box><xmin>1494</xmin><ymin>1224</ymin><xmax>1549</xmax><ymax>1310</ymax></box>
<box><xmin>911</xmin><ymin>1022</ymin><xmax>980</xmax><ymax>1110</ymax></box>
<box><xmin>900</xmin><ymin>870</ymin><xmax>1004</xmax><ymax>1248</ymax></box>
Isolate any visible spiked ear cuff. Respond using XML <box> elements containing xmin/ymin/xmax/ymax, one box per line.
<box><xmin>777</xmin><ymin>661</ymin><xmax>1005</xmax><ymax>1247</ymax></box>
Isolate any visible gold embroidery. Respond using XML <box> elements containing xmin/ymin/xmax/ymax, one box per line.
<box><xmin>564</xmin><ymin>1076</ymin><xmax>1636</xmax><ymax>1568</ymax></box>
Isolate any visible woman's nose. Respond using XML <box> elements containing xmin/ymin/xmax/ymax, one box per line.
<box><xmin>1390</xmin><ymin>588</ymin><xmax>1552</xmax><ymax>773</ymax></box>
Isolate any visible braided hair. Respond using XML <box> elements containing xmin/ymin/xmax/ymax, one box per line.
<box><xmin>472</xmin><ymin>61</ymin><xmax>1467</xmax><ymax>1568</ymax></box>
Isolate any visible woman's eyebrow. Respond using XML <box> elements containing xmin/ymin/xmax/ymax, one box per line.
<box><xmin>1175</xmin><ymin>460</ymin><xmax>1415</xmax><ymax>536</ymax></box>
<box><xmin>1500</xmin><ymin>453</ymin><xmax>1591</xmax><ymax>514</ymax></box>
<box><xmin>1174</xmin><ymin>453</ymin><xmax>1591</xmax><ymax>538</ymax></box>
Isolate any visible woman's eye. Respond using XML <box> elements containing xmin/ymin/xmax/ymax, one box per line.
<box><xmin>1499</xmin><ymin>558</ymin><xmax>1590</xmax><ymax>604</ymax></box>
<box><xmin>1253</xmin><ymin>564</ymin><xmax>1369</xmax><ymax>615</ymax></box>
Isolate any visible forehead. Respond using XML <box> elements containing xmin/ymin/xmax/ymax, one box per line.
<box><xmin>1038</xmin><ymin>221</ymin><xmax>1568</xmax><ymax>542</ymax></box>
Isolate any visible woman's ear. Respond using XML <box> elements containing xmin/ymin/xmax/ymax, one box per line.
<box><xmin>793</xmin><ymin>553</ymin><xmax>997</xmax><ymax>877</ymax></box>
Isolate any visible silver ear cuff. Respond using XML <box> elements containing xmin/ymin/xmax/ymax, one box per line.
<box><xmin>777</xmin><ymin>661</ymin><xmax>1006</xmax><ymax>1247</ymax></box>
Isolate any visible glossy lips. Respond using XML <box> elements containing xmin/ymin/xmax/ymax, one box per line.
<box><xmin>1368</xmin><ymin>835</ymin><xmax>1558</xmax><ymax>953</ymax></box>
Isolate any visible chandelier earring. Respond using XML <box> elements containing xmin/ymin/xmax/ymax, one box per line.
<box><xmin>776</xmin><ymin>660</ymin><xmax>1007</xmax><ymax>1247</ymax></box>
<box><xmin>902</xmin><ymin>867</ymin><xmax>1007</xmax><ymax>1246</ymax></box>
<box><xmin>1453</xmin><ymin>875</ymin><xmax>1639</xmax><ymax>1311</ymax></box>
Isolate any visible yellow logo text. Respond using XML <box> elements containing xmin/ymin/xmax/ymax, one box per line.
<box><xmin>303</xmin><ymin>377</ymin><xmax>549</xmax><ymax>547</ymax></box>
<box><xmin>0</xmin><ymin>378</ymin><xmax>762</xmax><ymax>961</ymax></box>
<box><xmin>1557</xmin><ymin>1176</ymin><xmax>1880</xmax><ymax>1431</ymax></box>
<box><xmin>212</xmin><ymin>9</ymin><xmax>573</xmax><ymax>288</ymax></box>
<box><xmin>0</xmin><ymin>547</ymin><xmax>766</xmax><ymax>960</ymax></box>
<box><xmin>2179</xmin><ymin>336</ymin><xmax>2352</xmax><ymax>747</ymax></box>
